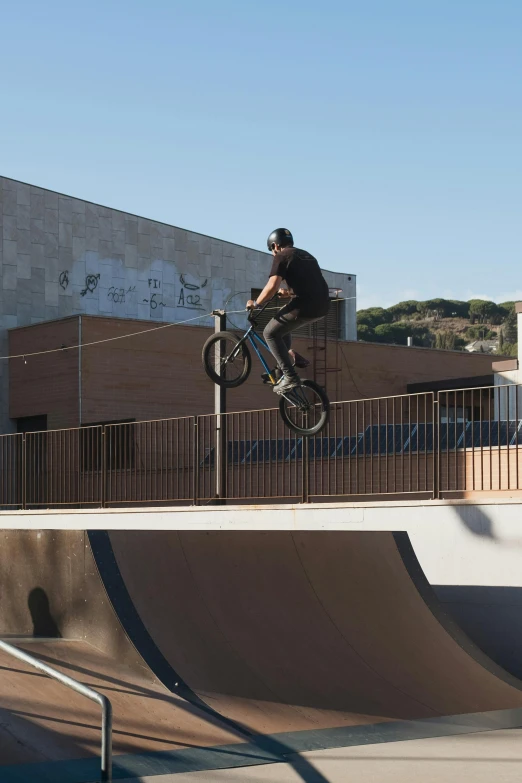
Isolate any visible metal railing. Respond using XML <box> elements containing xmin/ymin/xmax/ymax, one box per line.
<box><xmin>0</xmin><ymin>638</ymin><xmax>112</xmax><ymax>782</ymax></box>
<box><xmin>438</xmin><ymin>383</ymin><xmax>522</xmax><ymax>494</ymax></box>
<box><xmin>2</xmin><ymin>383</ymin><xmax>522</xmax><ymax>507</ymax></box>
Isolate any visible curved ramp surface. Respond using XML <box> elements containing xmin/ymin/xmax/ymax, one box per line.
<box><xmin>94</xmin><ymin>530</ymin><xmax>522</xmax><ymax>736</ymax></box>
<box><xmin>0</xmin><ymin>530</ymin><xmax>246</xmax><ymax>779</ymax></box>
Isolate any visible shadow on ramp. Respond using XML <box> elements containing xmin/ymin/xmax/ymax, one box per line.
<box><xmin>28</xmin><ymin>587</ymin><xmax>62</xmax><ymax>638</ymax></box>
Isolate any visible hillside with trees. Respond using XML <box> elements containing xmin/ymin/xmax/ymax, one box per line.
<box><xmin>357</xmin><ymin>298</ymin><xmax>518</xmax><ymax>355</ymax></box>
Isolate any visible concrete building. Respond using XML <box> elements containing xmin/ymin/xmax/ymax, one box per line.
<box><xmin>0</xmin><ymin>175</ymin><xmax>356</xmax><ymax>431</ymax></box>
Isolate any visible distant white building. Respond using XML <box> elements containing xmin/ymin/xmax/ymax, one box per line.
<box><xmin>465</xmin><ymin>339</ymin><xmax>498</xmax><ymax>354</ymax></box>
<box><xmin>493</xmin><ymin>303</ymin><xmax>522</xmax><ymax>419</ymax></box>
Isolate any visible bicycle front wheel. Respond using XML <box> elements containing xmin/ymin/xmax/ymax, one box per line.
<box><xmin>202</xmin><ymin>331</ymin><xmax>252</xmax><ymax>388</ymax></box>
<box><xmin>278</xmin><ymin>380</ymin><xmax>329</xmax><ymax>435</ymax></box>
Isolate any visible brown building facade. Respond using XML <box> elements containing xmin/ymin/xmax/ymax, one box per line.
<box><xmin>10</xmin><ymin>315</ymin><xmax>497</xmax><ymax>432</ymax></box>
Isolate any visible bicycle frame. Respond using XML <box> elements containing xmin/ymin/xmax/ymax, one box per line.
<box><xmin>226</xmin><ymin>303</ymin><xmax>309</xmax><ymax>408</ymax></box>
<box><xmin>210</xmin><ymin>300</ymin><xmax>329</xmax><ymax>433</ymax></box>
<box><xmin>220</xmin><ymin>301</ymin><xmax>327</xmax><ymax>419</ymax></box>
<box><xmin>226</xmin><ymin>302</ymin><xmax>277</xmax><ymax>382</ymax></box>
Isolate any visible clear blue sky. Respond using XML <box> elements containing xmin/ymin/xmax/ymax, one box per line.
<box><xmin>1</xmin><ymin>0</ymin><xmax>520</xmax><ymax>309</ymax></box>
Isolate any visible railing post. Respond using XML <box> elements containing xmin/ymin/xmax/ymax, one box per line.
<box><xmin>22</xmin><ymin>433</ymin><xmax>26</xmax><ymax>510</ymax></box>
<box><xmin>213</xmin><ymin>310</ymin><xmax>227</xmax><ymax>504</ymax></box>
<box><xmin>0</xmin><ymin>638</ymin><xmax>112</xmax><ymax>782</ymax></box>
<box><xmin>433</xmin><ymin>394</ymin><xmax>440</xmax><ymax>499</ymax></box>
<box><xmin>100</xmin><ymin>694</ymin><xmax>113</xmax><ymax>782</ymax></box>
<box><xmin>101</xmin><ymin>426</ymin><xmax>106</xmax><ymax>508</ymax></box>
<box><xmin>302</xmin><ymin>435</ymin><xmax>310</xmax><ymax>502</ymax></box>
<box><xmin>193</xmin><ymin>417</ymin><xmax>199</xmax><ymax>505</ymax></box>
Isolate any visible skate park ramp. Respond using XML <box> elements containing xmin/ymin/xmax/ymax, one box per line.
<box><xmin>2</xmin><ymin>529</ymin><xmax>522</xmax><ymax>782</ymax></box>
<box><xmin>0</xmin><ymin>531</ymin><xmax>249</xmax><ymax>782</ymax></box>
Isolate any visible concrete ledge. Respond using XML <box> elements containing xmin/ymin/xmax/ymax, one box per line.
<box><xmin>2</xmin><ymin>496</ymin><xmax>522</xmax><ymax>582</ymax></box>
<box><xmin>0</xmin><ymin>495</ymin><xmax>521</xmax><ymax>519</ymax></box>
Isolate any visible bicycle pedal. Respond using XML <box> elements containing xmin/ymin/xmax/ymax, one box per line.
<box><xmin>261</xmin><ymin>368</ymin><xmax>282</xmax><ymax>385</ymax></box>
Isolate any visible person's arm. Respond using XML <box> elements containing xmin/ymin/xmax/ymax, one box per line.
<box><xmin>246</xmin><ymin>275</ymin><xmax>282</xmax><ymax>309</ymax></box>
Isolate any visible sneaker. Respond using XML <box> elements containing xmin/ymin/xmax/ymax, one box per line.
<box><xmin>273</xmin><ymin>372</ymin><xmax>300</xmax><ymax>395</ymax></box>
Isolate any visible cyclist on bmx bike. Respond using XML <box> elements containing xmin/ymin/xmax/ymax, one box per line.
<box><xmin>203</xmin><ymin>228</ymin><xmax>331</xmax><ymax>435</ymax></box>
<box><xmin>246</xmin><ymin>228</ymin><xmax>330</xmax><ymax>394</ymax></box>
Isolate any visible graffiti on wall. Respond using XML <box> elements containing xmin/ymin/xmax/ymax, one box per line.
<box><xmin>108</xmin><ymin>285</ymin><xmax>136</xmax><ymax>304</ymax></box>
<box><xmin>177</xmin><ymin>274</ymin><xmax>207</xmax><ymax>310</ymax></box>
<box><xmin>142</xmin><ymin>293</ymin><xmax>165</xmax><ymax>310</ymax></box>
<box><xmin>55</xmin><ymin>259</ymin><xmax>212</xmax><ymax>317</ymax></box>
<box><xmin>80</xmin><ymin>274</ymin><xmax>100</xmax><ymax>297</ymax></box>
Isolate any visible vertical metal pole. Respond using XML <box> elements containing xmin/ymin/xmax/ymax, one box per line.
<box><xmin>193</xmin><ymin>417</ymin><xmax>199</xmax><ymax>505</ymax></box>
<box><xmin>22</xmin><ymin>433</ymin><xmax>26</xmax><ymax>510</ymax></box>
<box><xmin>214</xmin><ymin>311</ymin><xmax>227</xmax><ymax>503</ymax></box>
<box><xmin>302</xmin><ymin>435</ymin><xmax>310</xmax><ymax>502</ymax></box>
<box><xmin>101</xmin><ymin>695</ymin><xmax>113</xmax><ymax>782</ymax></box>
<box><xmin>78</xmin><ymin>314</ymin><xmax>83</xmax><ymax>427</ymax></box>
<box><xmin>101</xmin><ymin>426</ymin><xmax>106</xmax><ymax>508</ymax></box>
<box><xmin>433</xmin><ymin>395</ymin><xmax>439</xmax><ymax>499</ymax></box>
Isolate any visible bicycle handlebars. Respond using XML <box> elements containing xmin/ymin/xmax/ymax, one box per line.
<box><xmin>246</xmin><ymin>299</ymin><xmax>273</xmax><ymax>325</ymax></box>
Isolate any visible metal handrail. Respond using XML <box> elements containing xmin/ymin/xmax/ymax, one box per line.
<box><xmin>0</xmin><ymin>639</ymin><xmax>112</xmax><ymax>782</ymax></box>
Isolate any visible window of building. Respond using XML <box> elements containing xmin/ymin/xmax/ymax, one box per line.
<box><xmin>440</xmin><ymin>406</ymin><xmax>469</xmax><ymax>424</ymax></box>
<box><xmin>16</xmin><ymin>415</ymin><xmax>48</xmax><ymax>434</ymax></box>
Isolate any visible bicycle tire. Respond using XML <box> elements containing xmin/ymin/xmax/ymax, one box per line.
<box><xmin>202</xmin><ymin>331</ymin><xmax>252</xmax><ymax>388</ymax></box>
<box><xmin>278</xmin><ymin>379</ymin><xmax>330</xmax><ymax>435</ymax></box>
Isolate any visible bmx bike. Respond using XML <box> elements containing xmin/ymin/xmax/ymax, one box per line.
<box><xmin>202</xmin><ymin>301</ymin><xmax>330</xmax><ymax>436</ymax></box>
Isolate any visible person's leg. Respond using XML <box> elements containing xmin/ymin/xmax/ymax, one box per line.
<box><xmin>270</xmin><ymin>333</ymin><xmax>308</xmax><ymax>373</ymax></box>
<box><xmin>282</xmin><ymin>333</ymin><xmax>292</xmax><ymax>352</ymax></box>
<box><xmin>263</xmin><ymin>306</ymin><xmax>319</xmax><ymax>379</ymax></box>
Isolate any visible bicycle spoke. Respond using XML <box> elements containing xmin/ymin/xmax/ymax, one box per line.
<box><xmin>209</xmin><ymin>338</ymin><xmax>245</xmax><ymax>384</ymax></box>
<box><xmin>282</xmin><ymin>383</ymin><xmax>325</xmax><ymax>432</ymax></box>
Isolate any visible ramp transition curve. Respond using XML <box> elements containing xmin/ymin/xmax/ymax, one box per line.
<box><xmin>0</xmin><ymin>529</ymin><xmax>521</xmax><ymax>781</ymax></box>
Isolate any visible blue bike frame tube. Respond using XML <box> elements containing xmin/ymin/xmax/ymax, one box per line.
<box><xmin>224</xmin><ymin>316</ymin><xmax>275</xmax><ymax>381</ymax></box>
<box><xmin>248</xmin><ymin>332</ymin><xmax>274</xmax><ymax>379</ymax></box>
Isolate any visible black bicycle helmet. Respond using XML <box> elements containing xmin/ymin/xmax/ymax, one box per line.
<box><xmin>267</xmin><ymin>228</ymin><xmax>294</xmax><ymax>251</ymax></box>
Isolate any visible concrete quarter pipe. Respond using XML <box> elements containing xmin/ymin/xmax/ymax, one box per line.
<box><xmin>1</xmin><ymin>529</ymin><xmax>522</xmax><ymax>781</ymax></box>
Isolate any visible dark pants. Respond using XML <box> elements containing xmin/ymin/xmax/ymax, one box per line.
<box><xmin>263</xmin><ymin>303</ymin><xmax>323</xmax><ymax>375</ymax></box>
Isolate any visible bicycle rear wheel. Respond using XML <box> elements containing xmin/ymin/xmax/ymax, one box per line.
<box><xmin>278</xmin><ymin>380</ymin><xmax>329</xmax><ymax>435</ymax></box>
<box><xmin>202</xmin><ymin>331</ymin><xmax>252</xmax><ymax>388</ymax></box>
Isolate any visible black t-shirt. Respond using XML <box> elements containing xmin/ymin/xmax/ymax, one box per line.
<box><xmin>269</xmin><ymin>247</ymin><xmax>330</xmax><ymax>317</ymax></box>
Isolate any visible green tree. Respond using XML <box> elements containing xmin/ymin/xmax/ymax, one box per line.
<box><xmin>357</xmin><ymin>307</ymin><xmax>392</xmax><ymax>329</ymax></box>
<box><xmin>416</xmin><ymin>298</ymin><xmax>461</xmax><ymax>319</ymax></box>
<box><xmin>425</xmin><ymin>299</ymin><xmax>449</xmax><ymax>318</ymax></box>
<box><xmin>435</xmin><ymin>331</ymin><xmax>457</xmax><ymax>350</ymax></box>
<box><xmin>499</xmin><ymin>301</ymin><xmax>516</xmax><ymax>316</ymax></box>
<box><xmin>373</xmin><ymin>322</ymin><xmax>435</xmax><ymax>346</ymax></box>
<box><xmin>357</xmin><ymin>324</ymin><xmax>375</xmax><ymax>341</ymax></box>
<box><xmin>448</xmin><ymin>300</ymin><xmax>470</xmax><ymax>319</ymax></box>
<box><xmin>496</xmin><ymin>342</ymin><xmax>518</xmax><ymax>357</ymax></box>
<box><xmin>468</xmin><ymin>299</ymin><xmax>502</xmax><ymax>324</ymax></box>
<box><xmin>466</xmin><ymin>325</ymin><xmax>496</xmax><ymax>341</ymax></box>
<box><xmin>503</xmin><ymin>310</ymin><xmax>518</xmax><ymax>343</ymax></box>
<box><xmin>386</xmin><ymin>300</ymin><xmax>419</xmax><ymax>321</ymax></box>
<box><xmin>374</xmin><ymin>323</ymin><xmax>411</xmax><ymax>344</ymax></box>
<box><xmin>454</xmin><ymin>335</ymin><xmax>467</xmax><ymax>349</ymax></box>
